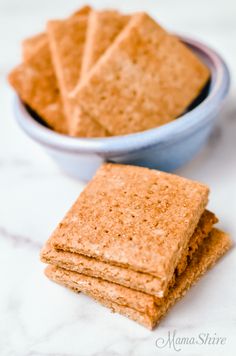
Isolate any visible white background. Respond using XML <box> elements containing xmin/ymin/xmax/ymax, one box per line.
<box><xmin>0</xmin><ymin>0</ymin><xmax>236</xmax><ymax>355</ymax></box>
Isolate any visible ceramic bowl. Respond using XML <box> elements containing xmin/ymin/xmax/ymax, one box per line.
<box><xmin>13</xmin><ymin>35</ymin><xmax>230</xmax><ymax>181</ymax></box>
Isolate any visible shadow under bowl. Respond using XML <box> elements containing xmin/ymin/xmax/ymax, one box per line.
<box><xmin>13</xmin><ymin>35</ymin><xmax>230</xmax><ymax>181</ymax></box>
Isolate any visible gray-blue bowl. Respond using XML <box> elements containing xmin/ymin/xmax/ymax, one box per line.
<box><xmin>13</xmin><ymin>35</ymin><xmax>230</xmax><ymax>181</ymax></box>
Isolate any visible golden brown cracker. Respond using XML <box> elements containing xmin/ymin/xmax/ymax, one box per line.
<box><xmin>21</xmin><ymin>5</ymin><xmax>91</xmax><ymax>62</ymax></box>
<box><xmin>47</xmin><ymin>15</ymin><xmax>88</xmax><ymax>108</ymax></box>
<box><xmin>47</xmin><ymin>9</ymin><xmax>107</xmax><ymax>137</ymax></box>
<box><xmin>71</xmin><ymin>12</ymin><xmax>210</xmax><ymax>136</ymax></box>
<box><xmin>41</xmin><ymin>210</ymin><xmax>216</xmax><ymax>297</ymax></box>
<box><xmin>8</xmin><ymin>40</ymin><xmax>67</xmax><ymax>134</ymax></box>
<box><xmin>45</xmin><ymin>229</ymin><xmax>231</xmax><ymax>329</ymax></box>
<box><xmin>49</xmin><ymin>163</ymin><xmax>209</xmax><ymax>296</ymax></box>
<box><xmin>175</xmin><ymin>210</ymin><xmax>218</xmax><ymax>276</ymax></box>
<box><xmin>22</xmin><ymin>33</ymin><xmax>47</xmax><ymax>60</ymax></box>
<box><xmin>81</xmin><ymin>10</ymin><xmax>130</xmax><ymax>77</ymax></box>
<box><xmin>10</xmin><ymin>6</ymin><xmax>92</xmax><ymax>135</ymax></box>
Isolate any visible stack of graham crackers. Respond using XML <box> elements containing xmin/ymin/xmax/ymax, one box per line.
<box><xmin>41</xmin><ymin>163</ymin><xmax>231</xmax><ymax>329</ymax></box>
<box><xmin>9</xmin><ymin>7</ymin><xmax>210</xmax><ymax>137</ymax></box>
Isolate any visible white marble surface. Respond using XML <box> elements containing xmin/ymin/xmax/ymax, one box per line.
<box><xmin>0</xmin><ymin>0</ymin><xmax>236</xmax><ymax>355</ymax></box>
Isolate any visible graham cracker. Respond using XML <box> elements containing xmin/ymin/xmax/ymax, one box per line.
<box><xmin>80</xmin><ymin>10</ymin><xmax>130</xmax><ymax>78</ymax></box>
<box><xmin>47</xmin><ymin>9</ymin><xmax>107</xmax><ymax>137</ymax></box>
<box><xmin>21</xmin><ymin>5</ymin><xmax>91</xmax><ymax>62</ymax></box>
<box><xmin>47</xmin><ymin>14</ymin><xmax>89</xmax><ymax>112</ymax></box>
<box><xmin>50</xmin><ymin>163</ymin><xmax>209</xmax><ymax>296</ymax></box>
<box><xmin>69</xmin><ymin>287</ymin><xmax>153</xmax><ymax>329</ymax></box>
<box><xmin>72</xmin><ymin>5</ymin><xmax>91</xmax><ymax>17</ymax></box>
<box><xmin>41</xmin><ymin>210</ymin><xmax>217</xmax><ymax>297</ymax></box>
<box><xmin>175</xmin><ymin>210</ymin><xmax>218</xmax><ymax>276</ymax></box>
<box><xmin>8</xmin><ymin>40</ymin><xmax>67</xmax><ymax>134</ymax></box>
<box><xmin>9</xmin><ymin>6</ymin><xmax>92</xmax><ymax>134</ymax></box>
<box><xmin>71</xmin><ymin>12</ymin><xmax>210</xmax><ymax>136</ymax></box>
<box><xmin>22</xmin><ymin>33</ymin><xmax>47</xmax><ymax>60</ymax></box>
<box><xmin>45</xmin><ymin>228</ymin><xmax>232</xmax><ymax>329</ymax></box>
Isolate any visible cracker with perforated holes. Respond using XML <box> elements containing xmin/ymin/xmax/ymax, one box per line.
<box><xmin>41</xmin><ymin>210</ymin><xmax>217</xmax><ymax>297</ymax></box>
<box><xmin>71</xmin><ymin>12</ymin><xmax>210</xmax><ymax>136</ymax></box>
<box><xmin>49</xmin><ymin>163</ymin><xmax>209</xmax><ymax>297</ymax></box>
<box><xmin>45</xmin><ymin>228</ymin><xmax>232</xmax><ymax>329</ymax></box>
<box><xmin>80</xmin><ymin>10</ymin><xmax>130</xmax><ymax>78</ymax></box>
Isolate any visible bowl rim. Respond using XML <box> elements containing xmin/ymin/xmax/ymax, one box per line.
<box><xmin>13</xmin><ymin>34</ymin><xmax>230</xmax><ymax>155</ymax></box>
